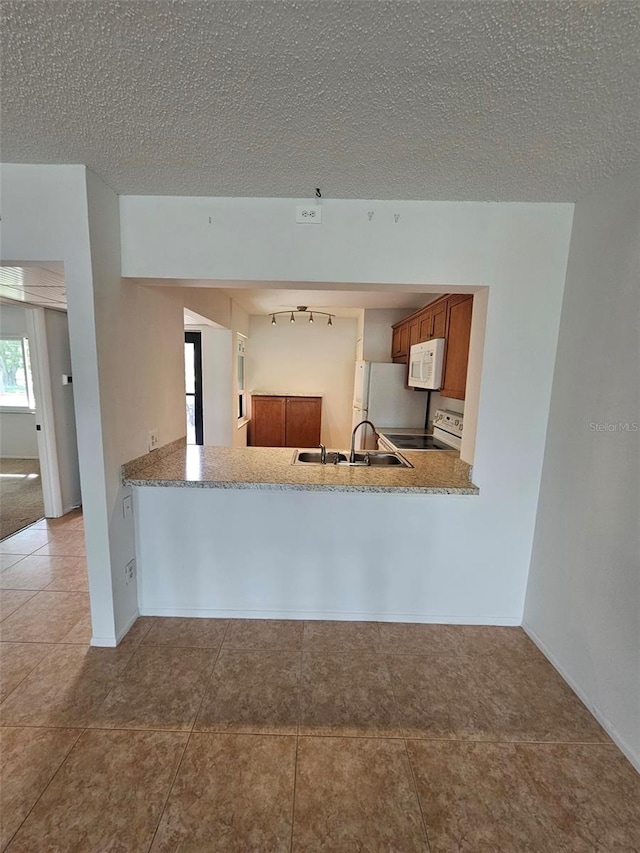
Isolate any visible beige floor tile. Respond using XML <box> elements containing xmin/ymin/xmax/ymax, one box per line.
<box><xmin>292</xmin><ymin>736</ymin><xmax>428</xmax><ymax>851</ymax></box>
<box><xmin>223</xmin><ymin>618</ymin><xmax>303</xmax><ymax>650</ymax></box>
<box><xmin>515</xmin><ymin>743</ymin><xmax>640</xmax><ymax>850</ymax></box>
<box><xmin>0</xmin><ymin>726</ymin><xmax>82</xmax><ymax>850</ymax></box>
<box><xmin>0</xmin><ymin>555</ymin><xmax>87</xmax><ymax>591</ymax></box>
<box><xmin>0</xmin><ymin>591</ymin><xmax>89</xmax><ymax>643</ymax></box>
<box><xmin>0</xmin><ymin>642</ymin><xmax>53</xmax><ymax>703</ymax></box>
<box><xmin>302</xmin><ymin>620</ymin><xmax>381</xmax><ymax>651</ymax></box>
<box><xmin>58</xmin><ymin>611</ymin><xmax>92</xmax><ymax>643</ymax></box>
<box><xmin>0</xmin><ymin>643</ymin><xmax>136</xmax><ymax>728</ymax></box>
<box><xmin>30</xmin><ymin>510</ymin><xmax>83</xmax><ymax>531</ymax></box>
<box><xmin>0</xmin><ymin>530</ymin><xmax>50</xmax><ymax>555</ymax></box>
<box><xmin>407</xmin><ymin>740</ymin><xmax>544</xmax><ymax>851</ymax></box>
<box><xmin>195</xmin><ymin>649</ymin><xmax>301</xmax><ymax>734</ymax></box>
<box><xmin>406</xmin><ymin>740</ymin><xmax>640</xmax><ymax>852</ymax></box>
<box><xmin>0</xmin><ymin>590</ymin><xmax>37</xmax><ymax>623</ymax></box>
<box><xmin>481</xmin><ymin>650</ymin><xmax>610</xmax><ymax>743</ymax></box>
<box><xmin>389</xmin><ymin>652</ymin><xmax>498</xmax><ymax>740</ymax></box>
<box><xmin>92</xmin><ymin>645</ymin><xmax>216</xmax><ymax>731</ymax></box>
<box><xmin>379</xmin><ymin>622</ymin><xmax>541</xmax><ymax>658</ymax></box>
<box><xmin>299</xmin><ymin>652</ymin><xmax>401</xmax><ymax>738</ymax></box>
<box><xmin>0</xmin><ymin>555</ymin><xmax>25</xmax><ymax>571</ymax></box>
<box><xmin>6</xmin><ymin>729</ymin><xmax>187</xmax><ymax>853</ymax></box>
<box><xmin>143</xmin><ymin>616</ymin><xmax>227</xmax><ymax>648</ymax></box>
<box><xmin>32</xmin><ymin>531</ymin><xmax>86</xmax><ymax>558</ymax></box>
<box><xmin>150</xmin><ymin>732</ymin><xmax>296</xmax><ymax>852</ymax></box>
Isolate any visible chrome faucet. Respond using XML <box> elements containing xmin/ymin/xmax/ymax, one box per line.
<box><xmin>350</xmin><ymin>420</ymin><xmax>379</xmax><ymax>463</ymax></box>
<box><xmin>318</xmin><ymin>444</ymin><xmax>327</xmax><ymax>464</ymax></box>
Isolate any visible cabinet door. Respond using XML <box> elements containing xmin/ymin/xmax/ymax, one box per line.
<box><xmin>285</xmin><ymin>397</ymin><xmax>322</xmax><ymax>447</ymax></box>
<box><xmin>409</xmin><ymin>319</ymin><xmax>420</xmax><ymax>348</ymax></box>
<box><xmin>399</xmin><ymin>324</ymin><xmax>410</xmax><ymax>357</ymax></box>
<box><xmin>441</xmin><ymin>296</ymin><xmax>473</xmax><ymax>399</ymax></box>
<box><xmin>418</xmin><ymin>311</ymin><xmax>433</xmax><ymax>342</ymax></box>
<box><xmin>249</xmin><ymin>396</ymin><xmax>286</xmax><ymax>446</ymax></box>
<box><xmin>391</xmin><ymin>327</ymin><xmax>403</xmax><ymax>358</ymax></box>
<box><xmin>431</xmin><ymin>302</ymin><xmax>447</xmax><ymax>338</ymax></box>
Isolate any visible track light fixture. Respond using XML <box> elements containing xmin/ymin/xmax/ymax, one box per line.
<box><xmin>269</xmin><ymin>306</ymin><xmax>336</xmax><ymax>326</ymax></box>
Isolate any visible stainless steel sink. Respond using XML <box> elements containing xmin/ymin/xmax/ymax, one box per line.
<box><xmin>295</xmin><ymin>451</ymin><xmax>347</xmax><ymax>464</ymax></box>
<box><xmin>293</xmin><ymin>449</ymin><xmax>413</xmax><ymax>468</ymax></box>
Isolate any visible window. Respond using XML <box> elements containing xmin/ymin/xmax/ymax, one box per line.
<box><xmin>237</xmin><ymin>334</ymin><xmax>248</xmax><ymax>422</ymax></box>
<box><xmin>0</xmin><ymin>336</ymin><xmax>35</xmax><ymax>409</ymax></box>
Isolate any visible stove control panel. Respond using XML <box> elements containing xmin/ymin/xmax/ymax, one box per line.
<box><xmin>433</xmin><ymin>409</ymin><xmax>464</xmax><ymax>436</ymax></box>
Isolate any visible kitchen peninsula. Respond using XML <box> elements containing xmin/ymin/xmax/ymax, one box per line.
<box><xmin>123</xmin><ymin>441</ymin><xmax>478</xmax><ymax>495</ymax></box>
<box><xmin>122</xmin><ymin>440</ymin><xmax>482</xmax><ymax>627</ymax></box>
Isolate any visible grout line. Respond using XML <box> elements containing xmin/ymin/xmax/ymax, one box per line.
<box><xmin>289</xmin><ymin>730</ymin><xmax>300</xmax><ymax>853</ymax></box>
<box><xmin>382</xmin><ymin>646</ymin><xmax>433</xmax><ymax>853</ymax></box>
<box><xmin>0</xmin><ymin>642</ymin><xmax>58</xmax><ymax>707</ymax></box>
<box><xmin>145</xmin><ymin>619</ymin><xmax>231</xmax><ymax>852</ymax></box>
<box><xmin>1</xmin><ymin>725</ymin><xmax>85</xmax><ymax>848</ymax></box>
<box><xmin>145</xmin><ymin>729</ymin><xmax>191</xmax><ymax>853</ymax></box>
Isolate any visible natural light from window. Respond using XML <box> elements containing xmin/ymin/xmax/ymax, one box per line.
<box><xmin>0</xmin><ymin>336</ymin><xmax>35</xmax><ymax>409</ymax></box>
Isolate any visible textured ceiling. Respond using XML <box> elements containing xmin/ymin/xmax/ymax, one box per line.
<box><xmin>1</xmin><ymin>1</ymin><xmax>639</xmax><ymax>201</ymax></box>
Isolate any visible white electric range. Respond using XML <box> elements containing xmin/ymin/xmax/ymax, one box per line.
<box><xmin>378</xmin><ymin>409</ymin><xmax>463</xmax><ymax>452</ymax></box>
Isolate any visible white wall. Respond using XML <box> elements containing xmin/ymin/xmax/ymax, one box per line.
<box><xmin>0</xmin><ymin>164</ymin><xmax>118</xmax><ymax>644</ymax></box>
<box><xmin>0</xmin><ymin>303</ymin><xmax>38</xmax><ymax>457</ymax></box>
<box><xmin>361</xmin><ymin>308</ymin><xmax>408</xmax><ymax>362</ymax></box>
<box><xmin>189</xmin><ymin>325</ymin><xmax>233</xmax><ymax>446</ymax></box>
<box><xmin>121</xmin><ymin>195</ymin><xmax>574</xmax><ymax>624</ymax></box>
<box><xmin>44</xmin><ymin>309</ymin><xmax>81</xmax><ymax>510</ymax></box>
<box><xmin>247</xmin><ymin>314</ymin><xmax>357</xmax><ymax>448</ymax></box>
<box><xmin>524</xmin><ymin>168</ymin><xmax>640</xmax><ymax>771</ymax></box>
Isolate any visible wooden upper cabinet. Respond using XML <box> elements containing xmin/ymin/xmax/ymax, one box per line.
<box><xmin>431</xmin><ymin>301</ymin><xmax>447</xmax><ymax>339</ymax></box>
<box><xmin>250</xmin><ymin>396</ymin><xmax>286</xmax><ymax>446</ymax></box>
<box><xmin>391</xmin><ymin>321</ymin><xmax>410</xmax><ymax>361</ymax></box>
<box><xmin>390</xmin><ymin>293</ymin><xmax>474</xmax><ymax>400</ymax></box>
<box><xmin>417</xmin><ymin>312</ymin><xmax>432</xmax><ymax>342</ymax></box>
<box><xmin>440</xmin><ymin>295</ymin><xmax>473</xmax><ymax>400</ymax></box>
<box><xmin>285</xmin><ymin>397</ymin><xmax>322</xmax><ymax>447</ymax></box>
<box><xmin>408</xmin><ymin>318</ymin><xmax>420</xmax><ymax>348</ymax></box>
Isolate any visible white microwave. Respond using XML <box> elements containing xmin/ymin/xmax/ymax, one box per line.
<box><xmin>407</xmin><ymin>339</ymin><xmax>445</xmax><ymax>389</ymax></box>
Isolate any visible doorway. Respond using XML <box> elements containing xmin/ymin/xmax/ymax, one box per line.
<box><xmin>184</xmin><ymin>331</ymin><xmax>203</xmax><ymax>445</ymax></box>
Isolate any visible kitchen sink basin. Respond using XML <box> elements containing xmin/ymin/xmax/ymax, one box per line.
<box><xmin>293</xmin><ymin>450</ymin><xmax>413</xmax><ymax>468</ymax></box>
<box><xmin>295</xmin><ymin>451</ymin><xmax>347</xmax><ymax>464</ymax></box>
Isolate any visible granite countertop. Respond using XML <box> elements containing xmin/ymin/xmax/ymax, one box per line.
<box><xmin>122</xmin><ymin>442</ymin><xmax>478</xmax><ymax>495</ymax></box>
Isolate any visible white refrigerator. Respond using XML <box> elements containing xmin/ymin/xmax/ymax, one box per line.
<box><xmin>352</xmin><ymin>361</ymin><xmax>427</xmax><ymax>449</ymax></box>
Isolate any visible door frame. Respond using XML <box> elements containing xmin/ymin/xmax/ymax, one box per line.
<box><xmin>25</xmin><ymin>307</ymin><xmax>64</xmax><ymax>516</ymax></box>
<box><xmin>185</xmin><ymin>331</ymin><xmax>204</xmax><ymax>445</ymax></box>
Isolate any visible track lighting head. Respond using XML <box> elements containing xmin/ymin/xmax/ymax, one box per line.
<box><xmin>268</xmin><ymin>307</ymin><xmax>335</xmax><ymax>326</ymax></box>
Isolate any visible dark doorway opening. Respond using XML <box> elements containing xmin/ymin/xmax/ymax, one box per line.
<box><xmin>184</xmin><ymin>331</ymin><xmax>203</xmax><ymax>445</ymax></box>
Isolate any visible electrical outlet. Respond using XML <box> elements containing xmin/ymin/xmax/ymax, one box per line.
<box><xmin>149</xmin><ymin>429</ymin><xmax>159</xmax><ymax>451</ymax></box>
<box><xmin>123</xmin><ymin>494</ymin><xmax>133</xmax><ymax>519</ymax></box>
<box><xmin>296</xmin><ymin>205</ymin><xmax>322</xmax><ymax>224</ymax></box>
<box><xmin>124</xmin><ymin>559</ymin><xmax>136</xmax><ymax>586</ymax></box>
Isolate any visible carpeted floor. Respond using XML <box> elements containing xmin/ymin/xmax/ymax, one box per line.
<box><xmin>0</xmin><ymin>457</ymin><xmax>45</xmax><ymax>540</ymax></box>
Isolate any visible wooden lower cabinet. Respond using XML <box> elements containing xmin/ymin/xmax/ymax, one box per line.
<box><xmin>249</xmin><ymin>395</ymin><xmax>322</xmax><ymax>447</ymax></box>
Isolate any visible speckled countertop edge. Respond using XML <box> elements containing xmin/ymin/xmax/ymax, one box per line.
<box><xmin>123</xmin><ymin>445</ymin><xmax>479</xmax><ymax>495</ymax></box>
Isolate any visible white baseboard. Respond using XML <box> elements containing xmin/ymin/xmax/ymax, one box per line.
<box><xmin>0</xmin><ymin>454</ymin><xmax>39</xmax><ymax>459</ymax></box>
<box><xmin>90</xmin><ymin>609</ymin><xmax>139</xmax><ymax>648</ymax></box>
<box><xmin>139</xmin><ymin>606</ymin><xmax>521</xmax><ymax>625</ymax></box>
<box><xmin>523</xmin><ymin>621</ymin><xmax>640</xmax><ymax>774</ymax></box>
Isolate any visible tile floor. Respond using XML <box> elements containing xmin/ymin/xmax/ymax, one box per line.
<box><xmin>0</xmin><ymin>511</ymin><xmax>638</xmax><ymax>851</ymax></box>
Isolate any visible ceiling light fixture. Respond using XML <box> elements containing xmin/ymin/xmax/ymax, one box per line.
<box><xmin>269</xmin><ymin>306</ymin><xmax>336</xmax><ymax>327</ymax></box>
